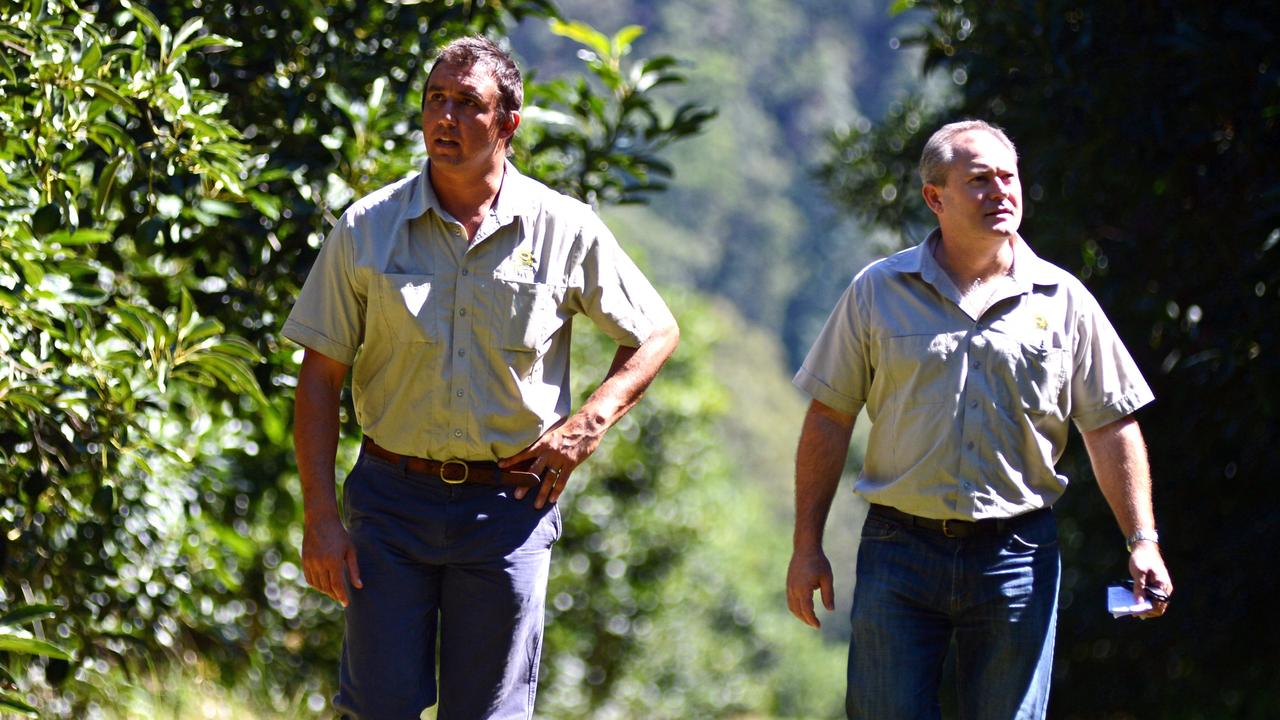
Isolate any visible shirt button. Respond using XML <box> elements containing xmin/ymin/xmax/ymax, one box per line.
<box><xmin>456</xmin><ymin>390</ymin><xmax>464</xmax><ymax>398</ymax></box>
<box><xmin>454</xmin><ymin>429</ymin><xmax>463</xmax><ymax>438</ymax></box>
<box><xmin>970</xmin><ymin>400</ymin><xmax>979</xmax><ymax>409</ymax></box>
<box><xmin>972</xmin><ymin>361</ymin><xmax>982</xmax><ymax>369</ymax></box>
<box><xmin>966</xmin><ymin>441</ymin><xmax>975</xmax><ymax>451</ymax></box>
<box><xmin>461</xmin><ymin>269</ymin><xmax>469</xmax><ymax>276</ymax></box>
<box><xmin>458</xmin><ymin>349</ymin><xmax>466</xmax><ymax>357</ymax></box>
<box><xmin>458</xmin><ymin>308</ymin><xmax>467</xmax><ymax>316</ymax></box>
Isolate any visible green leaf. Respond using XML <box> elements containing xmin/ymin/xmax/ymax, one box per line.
<box><xmin>171</xmin><ymin>17</ymin><xmax>204</xmax><ymax>54</ymax></box>
<box><xmin>87</xmin><ymin>119</ymin><xmax>137</xmax><ymax>155</ymax></box>
<box><xmin>83</xmin><ymin>78</ymin><xmax>132</xmax><ymax>109</ymax></box>
<box><xmin>95</xmin><ymin>153</ymin><xmax>127</xmax><ymax>217</ymax></box>
<box><xmin>178</xmin><ymin>287</ymin><xmax>195</xmax><ymax>333</ymax></box>
<box><xmin>122</xmin><ymin>0</ymin><xmax>166</xmax><ymax>54</ymax></box>
<box><xmin>0</xmin><ymin>634</ymin><xmax>73</xmax><ymax>661</ymax></box>
<box><xmin>46</xmin><ymin>228</ymin><xmax>112</xmax><ymax>246</ymax></box>
<box><xmin>0</xmin><ymin>604</ymin><xmax>59</xmax><ymax>628</ymax></box>
<box><xmin>612</xmin><ymin>25</ymin><xmax>645</xmax><ymax>56</ymax></box>
<box><xmin>168</xmin><ymin>34</ymin><xmax>241</xmax><ymax>69</ymax></box>
<box><xmin>889</xmin><ymin>0</ymin><xmax>918</xmax><ymax>14</ymax></box>
<box><xmin>550</xmin><ymin>19</ymin><xmax>611</xmax><ymax>59</ymax></box>
<box><xmin>80</xmin><ymin>39</ymin><xmax>103</xmax><ymax>72</ymax></box>
<box><xmin>0</xmin><ymin>691</ymin><xmax>38</xmax><ymax>718</ymax></box>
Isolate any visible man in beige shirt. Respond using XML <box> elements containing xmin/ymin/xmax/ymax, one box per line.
<box><xmin>285</xmin><ymin>37</ymin><xmax>678</xmax><ymax>719</ymax></box>
<box><xmin>787</xmin><ymin>120</ymin><xmax>1172</xmax><ymax>719</ymax></box>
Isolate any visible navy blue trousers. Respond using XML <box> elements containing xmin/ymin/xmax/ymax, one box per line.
<box><xmin>334</xmin><ymin>449</ymin><xmax>561</xmax><ymax>720</ymax></box>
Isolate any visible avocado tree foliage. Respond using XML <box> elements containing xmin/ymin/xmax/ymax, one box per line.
<box><xmin>821</xmin><ymin>1</ymin><xmax>1279</xmax><ymax>716</ymax></box>
<box><xmin>0</xmin><ymin>0</ymin><xmax>717</xmax><ymax>715</ymax></box>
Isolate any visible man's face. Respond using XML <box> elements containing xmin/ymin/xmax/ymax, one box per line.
<box><xmin>925</xmin><ymin>131</ymin><xmax>1023</xmax><ymax>241</ymax></box>
<box><xmin>421</xmin><ymin>60</ymin><xmax>517</xmax><ymax>171</ymax></box>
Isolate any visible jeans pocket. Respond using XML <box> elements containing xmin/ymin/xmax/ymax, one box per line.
<box><xmin>1007</xmin><ymin>513</ymin><xmax>1058</xmax><ymax>552</ymax></box>
<box><xmin>861</xmin><ymin>514</ymin><xmax>900</xmax><ymax>541</ymax></box>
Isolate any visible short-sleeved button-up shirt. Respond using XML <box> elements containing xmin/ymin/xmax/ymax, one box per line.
<box><xmin>794</xmin><ymin>230</ymin><xmax>1154</xmax><ymax>520</ymax></box>
<box><xmin>283</xmin><ymin>161</ymin><xmax>670</xmax><ymax>461</ymax></box>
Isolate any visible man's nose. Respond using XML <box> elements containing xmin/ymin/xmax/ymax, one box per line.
<box><xmin>437</xmin><ymin>100</ymin><xmax>458</xmax><ymax>123</ymax></box>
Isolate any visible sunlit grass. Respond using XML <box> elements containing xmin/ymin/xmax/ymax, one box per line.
<box><xmin>87</xmin><ymin>665</ymin><xmax>321</xmax><ymax>720</ymax></box>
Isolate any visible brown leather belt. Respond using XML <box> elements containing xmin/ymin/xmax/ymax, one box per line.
<box><xmin>869</xmin><ymin>504</ymin><xmax>1046</xmax><ymax>539</ymax></box>
<box><xmin>362</xmin><ymin>438</ymin><xmax>542</xmax><ymax>488</ymax></box>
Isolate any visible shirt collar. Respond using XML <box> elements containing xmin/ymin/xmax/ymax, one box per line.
<box><xmin>892</xmin><ymin>228</ymin><xmax>1061</xmax><ymax>290</ymax></box>
<box><xmin>409</xmin><ymin>160</ymin><xmax>538</xmax><ymax>227</ymax></box>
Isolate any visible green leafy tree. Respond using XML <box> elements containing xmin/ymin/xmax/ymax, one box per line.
<box><xmin>0</xmin><ymin>0</ymin><xmax>270</xmax><ymax>711</ymax></box>
<box><xmin>821</xmin><ymin>1</ymin><xmax>1280</xmax><ymax>716</ymax></box>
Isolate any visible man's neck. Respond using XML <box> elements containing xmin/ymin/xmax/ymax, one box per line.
<box><xmin>932</xmin><ymin>232</ymin><xmax>1016</xmax><ymax>292</ymax></box>
<box><xmin>429</xmin><ymin>159</ymin><xmax>506</xmax><ymax>240</ymax></box>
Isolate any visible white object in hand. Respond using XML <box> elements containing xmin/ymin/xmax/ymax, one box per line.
<box><xmin>1107</xmin><ymin>585</ymin><xmax>1153</xmax><ymax>617</ymax></box>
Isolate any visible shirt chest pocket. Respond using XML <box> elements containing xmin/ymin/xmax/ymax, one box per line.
<box><xmin>372</xmin><ymin>273</ymin><xmax>440</xmax><ymax>344</ymax></box>
<box><xmin>882</xmin><ymin>333</ymin><xmax>963</xmax><ymax>407</ymax></box>
<box><xmin>988</xmin><ymin>334</ymin><xmax>1067</xmax><ymax>414</ymax></box>
<box><xmin>1012</xmin><ymin>343</ymin><xmax>1067</xmax><ymax>414</ymax></box>
<box><xmin>498</xmin><ymin>279</ymin><xmax>566</xmax><ymax>353</ymax></box>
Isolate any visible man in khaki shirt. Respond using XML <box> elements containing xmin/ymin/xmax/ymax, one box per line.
<box><xmin>285</xmin><ymin>37</ymin><xmax>678</xmax><ymax>719</ymax></box>
<box><xmin>786</xmin><ymin>120</ymin><xmax>1172</xmax><ymax>719</ymax></box>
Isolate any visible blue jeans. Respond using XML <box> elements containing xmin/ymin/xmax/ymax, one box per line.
<box><xmin>334</xmin><ymin>449</ymin><xmax>562</xmax><ymax>720</ymax></box>
<box><xmin>846</xmin><ymin>507</ymin><xmax>1060</xmax><ymax>720</ymax></box>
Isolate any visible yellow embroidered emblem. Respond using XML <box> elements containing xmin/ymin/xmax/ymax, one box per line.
<box><xmin>1034</xmin><ymin>313</ymin><xmax>1049</xmax><ymax>330</ymax></box>
<box><xmin>517</xmin><ymin>249</ymin><xmax>535</xmax><ymax>267</ymax></box>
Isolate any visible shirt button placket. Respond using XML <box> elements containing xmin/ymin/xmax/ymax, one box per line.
<box><xmin>450</xmin><ymin>258</ymin><xmax>474</xmax><ymax>454</ymax></box>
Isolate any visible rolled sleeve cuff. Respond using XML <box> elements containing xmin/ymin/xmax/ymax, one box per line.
<box><xmin>793</xmin><ymin>367</ymin><xmax>865</xmax><ymax>417</ymax></box>
<box><xmin>1073</xmin><ymin>386</ymin><xmax>1155</xmax><ymax>432</ymax></box>
<box><xmin>282</xmin><ymin>319</ymin><xmax>357</xmax><ymax>366</ymax></box>
<box><xmin>614</xmin><ymin>315</ymin><xmax>655</xmax><ymax>349</ymax></box>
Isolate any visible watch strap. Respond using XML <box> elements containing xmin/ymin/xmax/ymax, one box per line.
<box><xmin>1125</xmin><ymin>528</ymin><xmax>1159</xmax><ymax>553</ymax></box>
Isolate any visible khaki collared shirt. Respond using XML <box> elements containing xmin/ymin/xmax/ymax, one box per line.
<box><xmin>283</xmin><ymin>162</ymin><xmax>669</xmax><ymax>460</ymax></box>
<box><xmin>794</xmin><ymin>230</ymin><xmax>1154</xmax><ymax>520</ymax></box>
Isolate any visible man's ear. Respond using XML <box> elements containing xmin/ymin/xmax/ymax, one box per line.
<box><xmin>922</xmin><ymin>183</ymin><xmax>944</xmax><ymax>215</ymax></box>
<box><xmin>500</xmin><ymin>110</ymin><xmax>521</xmax><ymax>142</ymax></box>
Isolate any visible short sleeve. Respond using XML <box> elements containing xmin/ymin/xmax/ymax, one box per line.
<box><xmin>793</xmin><ymin>277</ymin><xmax>871</xmax><ymax>416</ymax></box>
<box><xmin>565</xmin><ymin>213</ymin><xmax>668</xmax><ymax>348</ymax></box>
<box><xmin>282</xmin><ymin>220</ymin><xmax>365</xmax><ymax>365</ymax></box>
<box><xmin>1068</xmin><ymin>290</ymin><xmax>1154</xmax><ymax>431</ymax></box>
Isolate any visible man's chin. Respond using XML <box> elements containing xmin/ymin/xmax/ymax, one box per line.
<box><xmin>427</xmin><ymin>152</ymin><xmax>462</xmax><ymax>166</ymax></box>
<box><xmin>988</xmin><ymin>219</ymin><xmax>1020</xmax><ymax>237</ymax></box>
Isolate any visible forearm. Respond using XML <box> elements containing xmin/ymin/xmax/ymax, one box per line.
<box><xmin>294</xmin><ymin>352</ymin><xmax>348</xmax><ymax>522</ymax></box>
<box><xmin>1082</xmin><ymin>416</ymin><xmax>1155</xmax><ymax>537</ymax></box>
<box><xmin>793</xmin><ymin>400</ymin><xmax>856</xmax><ymax>552</ymax></box>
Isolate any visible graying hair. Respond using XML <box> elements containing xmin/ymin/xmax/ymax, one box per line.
<box><xmin>918</xmin><ymin>120</ymin><xmax>1017</xmax><ymax>186</ymax></box>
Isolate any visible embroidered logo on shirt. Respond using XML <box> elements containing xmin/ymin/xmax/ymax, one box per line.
<box><xmin>399</xmin><ymin>281</ymin><xmax>431</xmax><ymax>317</ymax></box>
<box><xmin>517</xmin><ymin>249</ymin><xmax>535</xmax><ymax>267</ymax></box>
<box><xmin>1033</xmin><ymin>313</ymin><xmax>1049</xmax><ymax>330</ymax></box>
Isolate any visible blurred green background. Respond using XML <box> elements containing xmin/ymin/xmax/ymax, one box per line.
<box><xmin>1</xmin><ymin>0</ymin><xmax>1276</xmax><ymax>718</ymax></box>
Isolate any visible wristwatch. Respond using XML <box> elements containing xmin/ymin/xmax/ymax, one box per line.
<box><xmin>1125</xmin><ymin>529</ymin><xmax>1159</xmax><ymax>553</ymax></box>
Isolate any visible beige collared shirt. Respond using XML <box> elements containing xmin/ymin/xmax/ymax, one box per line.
<box><xmin>283</xmin><ymin>162</ymin><xmax>669</xmax><ymax>460</ymax></box>
<box><xmin>795</xmin><ymin>230</ymin><xmax>1154</xmax><ymax>520</ymax></box>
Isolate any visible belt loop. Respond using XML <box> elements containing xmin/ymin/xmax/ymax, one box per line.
<box><xmin>397</xmin><ymin>456</ymin><xmax>408</xmax><ymax>477</ymax></box>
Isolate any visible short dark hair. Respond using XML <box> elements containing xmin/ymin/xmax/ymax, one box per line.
<box><xmin>919</xmin><ymin>120</ymin><xmax>1017</xmax><ymax>187</ymax></box>
<box><xmin>424</xmin><ymin>36</ymin><xmax>523</xmax><ymax>129</ymax></box>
